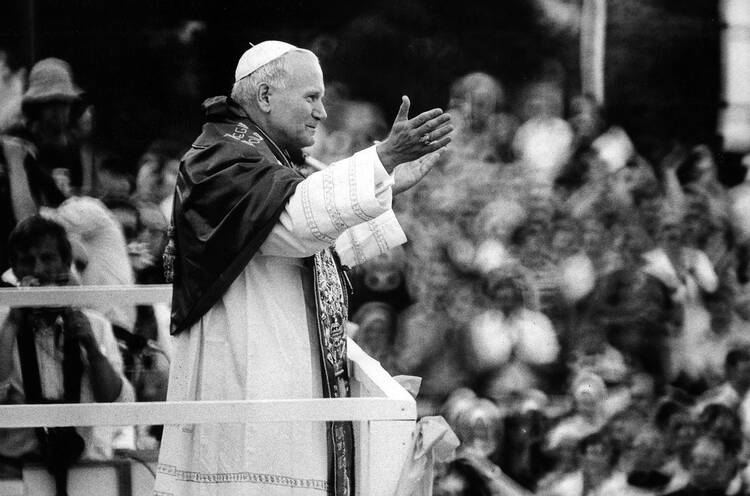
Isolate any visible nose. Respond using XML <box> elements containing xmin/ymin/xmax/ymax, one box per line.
<box><xmin>313</xmin><ymin>101</ymin><xmax>327</xmax><ymax>121</ymax></box>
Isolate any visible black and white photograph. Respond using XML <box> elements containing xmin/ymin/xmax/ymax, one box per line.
<box><xmin>1</xmin><ymin>1</ymin><xmax>750</xmax><ymax>495</ymax></box>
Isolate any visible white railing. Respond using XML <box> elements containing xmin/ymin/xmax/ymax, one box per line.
<box><xmin>0</xmin><ymin>285</ymin><xmax>417</xmax><ymax>496</ymax></box>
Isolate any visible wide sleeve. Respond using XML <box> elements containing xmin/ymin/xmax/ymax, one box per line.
<box><xmin>259</xmin><ymin>146</ymin><xmax>407</xmax><ymax>264</ymax></box>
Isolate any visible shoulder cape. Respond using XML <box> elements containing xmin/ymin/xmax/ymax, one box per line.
<box><xmin>169</xmin><ymin>96</ymin><xmax>303</xmax><ymax>335</ymax></box>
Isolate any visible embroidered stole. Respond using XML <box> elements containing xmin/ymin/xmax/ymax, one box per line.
<box><xmin>311</xmin><ymin>249</ymin><xmax>354</xmax><ymax>496</ymax></box>
<box><xmin>256</xmin><ymin>123</ymin><xmax>355</xmax><ymax>495</ymax></box>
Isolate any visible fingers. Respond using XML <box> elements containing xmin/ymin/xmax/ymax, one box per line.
<box><xmin>418</xmin><ymin>150</ymin><xmax>443</xmax><ymax>174</ymax></box>
<box><xmin>426</xmin><ymin>136</ymin><xmax>451</xmax><ymax>152</ymax></box>
<box><xmin>422</xmin><ymin>124</ymin><xmax>453</xmax><ymax>143</ymax></box>
<box><xmin>415</xmin><ymin>112</ymin><xmax>451</xmax><ymax>134</ymax></box>
<box><xmin>409</xmin><ymin>108</ymin><xmax>444</xmax><ymax>128</ymax></box>
<box><xmin>394</xmin><ymin>95</ymin><xmax>411</xmax><ymax>123</ymax></box>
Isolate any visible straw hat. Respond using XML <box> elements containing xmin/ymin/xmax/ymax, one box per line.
<box><xmin>22</xmin><ymin>58</ymin><xmax>82</xmax><ymax>106</ymax></box>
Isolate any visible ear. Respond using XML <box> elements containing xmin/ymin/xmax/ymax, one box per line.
<box><xmin>257</xmin><ymin>83</ymin><xmax>272</xmax><ymax>113</ymax></box>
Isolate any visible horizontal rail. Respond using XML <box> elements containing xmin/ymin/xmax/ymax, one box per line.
<box><xmin>348</xmin><ymin>342</ymin><xmax>414</xmax><ymax>401</ymax></box>
<box><xmin>0</xmin><ymin>284</ymin><xmax>173</xmax><ymax>307</ymax></box>
<box><xmin>0</xmin><ymin>285</ymin><xmax>418</xmax><ymax>429</ymax></box>
<box><xmin>0</xmin><ymin>397</ymin><xmax>415</xmax><ymax>428</ymax></box>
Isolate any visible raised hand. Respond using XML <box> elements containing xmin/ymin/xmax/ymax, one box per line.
<box><xmin>63</xmin><ymin>308</ymin><xmax>97</xmax><ymax>351</ymax></box>
<box><xmin>392</xmin><ymin>147</ymin><xmax>446</xmax><ymax>195</ymax></box>
<box><xmin>376</xmin><ymin>96</ymin><xmax>453</xmax><ymax>172</ymax></box>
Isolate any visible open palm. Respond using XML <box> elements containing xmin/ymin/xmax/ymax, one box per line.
<box><xmin>392</xmin><ymin>147</ymin><xmax>445</xmax><ymax>195</ymax></box>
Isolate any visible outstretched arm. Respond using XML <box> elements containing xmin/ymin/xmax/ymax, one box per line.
<box><xmin>259</xmin><ymin>146</ymin><xmax>405</xmax><ymax>260</ymax></box>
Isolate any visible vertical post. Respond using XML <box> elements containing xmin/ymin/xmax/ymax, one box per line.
<box><xmin>357</xmin><ymin>420</ymin><xmax>414</xmax><ymax>496</ymax></box>
<box><xmin>719</xmin><ymin>0</ymin><xmax>750</xmax><ymax>152</ymax></box>
<box><xmin>580</xmin><ymin>0</ymin><xmax>607</xmax><ymax>104</ymax></box>
<box><xmin>26</xmin><ymin>0</ymin><xmax>36</xmax><ymax>65</ymax></box>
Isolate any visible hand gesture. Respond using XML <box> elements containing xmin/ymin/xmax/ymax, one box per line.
<box><xmin>392</xmin><ymin>147</ymin><xmax>445</xmax><ymax>195</ymax></box>
<box><xmin>376</xmin><ymin>96</ymin><xmax>452</xmax><ymax>172</ymax></box>
<box><xmin>63</xmin><ymin>308</ymin><xmax>97</xmax><ymax>351</ymax></box>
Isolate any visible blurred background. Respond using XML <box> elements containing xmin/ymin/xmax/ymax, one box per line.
<box><xmin>1</xmin><ymin>0</ymin><xmax>740</xmax><ymax>178</ymax></box>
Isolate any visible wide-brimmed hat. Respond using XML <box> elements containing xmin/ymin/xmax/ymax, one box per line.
<box><xmin>22</xmin><ymin>58</ymin><xmax>83</xmax><ymax>106</ymax></box>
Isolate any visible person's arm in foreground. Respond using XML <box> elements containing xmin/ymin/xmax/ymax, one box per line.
<box><xmin>65</xmin><ymin>309</ymin><xmax>125</xmax><ymax>403</ymax></box>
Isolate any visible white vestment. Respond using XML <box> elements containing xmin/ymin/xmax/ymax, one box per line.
<box><xmin>154</xmin><ymin>146</ymin><xmax>406</xmax><ymax>496</ymax></box>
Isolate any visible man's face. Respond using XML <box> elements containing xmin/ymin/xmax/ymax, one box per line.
<box><xmin>13</xmin><ymin>235</ymin><xmax>69</xmax><ymax>286</ymax></box>
<box><xmin>267</xmin><ymin>52</ymin><xmax>326</xmax><ymax>150</ymax></box>
<box><xmin>37</xmin><ymin>101</ymin><xmax>73</xmax><ymax>139</ymax></box>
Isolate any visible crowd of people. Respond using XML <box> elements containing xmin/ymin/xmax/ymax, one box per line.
<box><xmin>2</xmin><ymin>48</ymin><xmax>750</xmax><ymax>496</ymax></box>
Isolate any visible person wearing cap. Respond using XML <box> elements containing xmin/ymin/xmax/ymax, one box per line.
<box><xmin>155</xmin><ymin>41</ymin><xmax>452</xmax><ymax>496</ymax></box>
<box><xmin>0</xmin><ymin>58</ymin><xmax>87</xmax><ymax>271</ymax></box>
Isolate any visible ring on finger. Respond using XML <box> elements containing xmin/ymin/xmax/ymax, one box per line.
<box><xmin>420</xmin><ymin>133</ymin><xmax>431</xmax><ymax>145</ymax></box>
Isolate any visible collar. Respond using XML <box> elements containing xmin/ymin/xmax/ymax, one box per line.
<box><xmin>202</xmin><ymin>95</ymin><xmax>295</xmax><ymax>170</ymax></box>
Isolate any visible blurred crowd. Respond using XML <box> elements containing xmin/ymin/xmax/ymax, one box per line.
<box><xmin>2</xmin><ymin>50</ymin><xmax>750</xmax><ymax>496</ymax></box>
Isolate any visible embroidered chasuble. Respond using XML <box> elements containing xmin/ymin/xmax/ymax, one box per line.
<box><xmin>155</xmin><ymin>97</ymin><xmax>406</xmax><ymax>496</ymax></box>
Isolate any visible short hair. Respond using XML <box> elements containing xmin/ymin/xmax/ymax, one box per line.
<box><xmin>8</xmin><ymin>215</ymin><xmax>72</xmax><ymax>267</ymax></box>
<box><xmin>230</xmin><ymin>56</ymin><xmax>289</xmax><ymax>110</ymax></box>
<box><xmin>230</xmin><ymin>50</ymin><xmax>319</xmax><ymax>110</ymax></box>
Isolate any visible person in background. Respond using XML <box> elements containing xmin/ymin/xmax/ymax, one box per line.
<box><xmin>642</xmin><ymin>208</ymin><xmax>719</xmax><ymax>390</ymax></box>
<box><xmin>660</xmin><ymin>405</ymin><xmax>699</xmax><ymax>493</ymax></box>
<box><xmin>584</xmin><ymin>220</ymin><xmax>679</xmax><ymax>391</ymax></box>
<box><xmin>54</xmin><ymin>196</ymin><xmax>136</xmax><ymax>334</ymax></box>
<box><xmin>663</xmin><ymin>434</ymin><xmax>738</xmax><ymax>496</ymax></box>
<box><xmin>540</xmin><ymin>430</ymin><xmax>624</xmax><ymax>496</ymax></box>
<box><xmin>617</xmin><ymin>427</ymin><xmax>671</xmax><ymax>495</ymax></box>
<box><xmin>447</xmin><ymin>71</ymin><xmax>516</xmax><ymax>163</ymax></box>
<box><xmin>546</xmin><ymin>371</ymin><xmax>608</xmax><ymax>456</ymax></box>
<box><xmin>95</xmin><ymin>155</ymin><xmax>134</xmax><ymax>201</ymax></box>
<box><xmin>0</xmin><ymin>58</ymin><xmax>84</xmax><ymax>271</ymax></box>
<box><xmin>0</xmin><ymin>49</ymin><xmax>24</xmax><ymax>135</ymax></box>
<box><xmin>696</xmin><ymin>347</ymin><xmax>750</xmax><ymax>416</ymax></box>
<box><xmin>0</xmin><ymin>215</ymin><xmax>134</xmax><ymax>489</ymax></box>
<box><xmin>133</xmin><ymin>139</ymin><xmax>184</xmax><ymax>221</ymax></box>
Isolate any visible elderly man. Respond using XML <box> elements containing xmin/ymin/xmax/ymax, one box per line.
<box><xmin>0</xmin><ymin>215</ymin><xmax>134</xmax><ymax>490</ymax></box>
<box><xmin>155</xmin><ymin>41</ymin><xmax>452</xmax><ymax>495</ymax></box>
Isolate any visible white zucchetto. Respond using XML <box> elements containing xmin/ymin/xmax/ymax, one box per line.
<box><xmin>234</xmin><ymin>40</ymin><xmax>310</xmax><ymax>83</ymax></box>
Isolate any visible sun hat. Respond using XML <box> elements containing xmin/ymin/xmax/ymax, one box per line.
<box><xmin>22</xmin><ymin>58</ymin><xmax>83</xmax><ymax>106</ymax></box>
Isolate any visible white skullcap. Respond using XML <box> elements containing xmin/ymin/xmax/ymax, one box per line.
<box><xmin>234</xmin><ymin>41</ymin><xmax>302</xmax><ymax>83</ymax></box>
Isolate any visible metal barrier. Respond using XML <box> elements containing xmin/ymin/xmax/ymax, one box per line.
<box><xmin>0</xmin><ymin>285</ymin><xmax>416</xmax><ymax>496</ymax></box>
